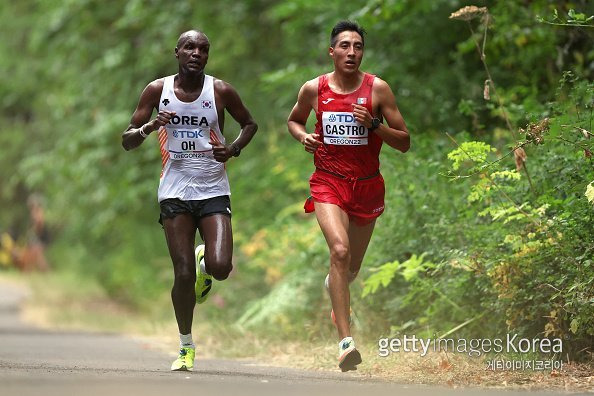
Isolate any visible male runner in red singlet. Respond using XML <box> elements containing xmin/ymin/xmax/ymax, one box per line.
<box><xmin>122</xmin><ymin>30</ymin><xmax>257</xmax><ymax>371</ymax></box>
<box><xmin>287</xmin><ymin>21</ymin><xmax>409</xmax><ymax>372</ymax></box>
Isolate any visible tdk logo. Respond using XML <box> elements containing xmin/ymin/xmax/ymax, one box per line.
<box><xmin>172</xmin><ymin>130</ymin><xmax>204</xmax><ymax>138</ymax></box>
<box><xmin>333</xmin><ymin>114</ymin><xmax>355</xmax><ymax>122</ymax></box>
<box><xmin>170</xmin><ymin>115</ymin><xmax>209</xmax><ymax>127</ymax></box>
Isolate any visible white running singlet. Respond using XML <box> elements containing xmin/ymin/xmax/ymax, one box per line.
<box><xmin>157</xmin><ymin>74</ymin><xmax>230</xmax><ymax>202</ymax></box>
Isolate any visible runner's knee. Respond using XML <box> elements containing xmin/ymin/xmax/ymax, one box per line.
<box><xmin>329</xmin><ymin>242</ymin><xmax>350</xmax><ymax>267</ymax></box>
<box><xmin>209</xmin><ymin>259</ymin><xmax>232</xmax><ymax>281</ymax></box>
<box><xmin>206</xmin><ymin>251</ymin><xmax>232</xmax><ymax>280</ymax></box>
<box><xmin>172</xmin><ymin>255</ymin><xmax>197</xmax><ymax>284</ymax></box>
<box><xmin>173</xmin><ymin>267</ymin><xmax>196</xmax><ymax>287</ymax></box>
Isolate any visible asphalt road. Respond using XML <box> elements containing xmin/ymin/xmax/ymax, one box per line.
<box><xmin>0</xmin><ymin>279</ymin><xmax>577</xmax><ymax>396</ymax></box>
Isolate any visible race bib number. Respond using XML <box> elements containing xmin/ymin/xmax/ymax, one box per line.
<box><xmin>322</xmin><ymin>112</ymin><xmax>368</xmax><ymax>146</ymax></box>
<box><xmin>167</xmin><ymin>129</ymin><xmax>211</xmax><ymax>160</ymax></box>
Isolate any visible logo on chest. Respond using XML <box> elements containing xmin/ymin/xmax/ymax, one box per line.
<box><xmin>169</xmin><ymin>115</ymin><xmax>210</xmax><ymax>127</ymax></box>
<box><xmin>172</xmin><ymin>130</ymin><xmax>204</xmax><ymax>139</ymax></box>
<box><xmin>322</xmin><ymin>111</ymin><xmax>368</xmax><ymax>146</ymax></box>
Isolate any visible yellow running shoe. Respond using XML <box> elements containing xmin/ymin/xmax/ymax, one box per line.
<box><xmin>195</xmin><ymin>245</ymin><xmax>212</xmax><ymax>304</ymax></box>
<box><xmin>171</xmin><ymin>347</ymin><xmax>195</xmax><ymax>371</ymax></box>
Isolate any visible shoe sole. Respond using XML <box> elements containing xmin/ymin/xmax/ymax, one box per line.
<box><xmin>171</xmin><ymin>366</ymin><xmax>193</xmax><ymax>371</ymax></box>
<box><xmin>339</xmin><ymin>348</ymin><xmax>362</xmax><ymax>372</ymax></box>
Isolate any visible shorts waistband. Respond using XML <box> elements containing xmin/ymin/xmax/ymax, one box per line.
<box><xmin>315</xmin><ymin>167</ymin><xmax>380</xmax><ymax>181</ymax></box>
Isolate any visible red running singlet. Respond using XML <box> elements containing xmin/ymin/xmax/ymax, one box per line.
<box><xmin>313</xmin><ymin>72</ymin><xmax>382</xmax><ymax>179</ymax></box>
<box><xmin>305</xmin><ymin>72</ymin><xmax>386</xmax><ymax>224</ymax></box>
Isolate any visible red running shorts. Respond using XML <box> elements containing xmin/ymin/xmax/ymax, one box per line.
<box><xmin>304</xmin><ymin>170</ymin><xmax>385</xmax><ymax>225</ymax></box>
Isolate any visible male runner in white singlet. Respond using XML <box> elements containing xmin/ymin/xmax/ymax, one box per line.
<box><xmin>122</xmin><ymin>30</ymin><xmax>257</xmax><ymax>371</ymax></box>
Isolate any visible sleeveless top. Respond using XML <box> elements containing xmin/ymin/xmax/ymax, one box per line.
<box><xmin>156</xmin><ymin>74</ymin><xmax>230</xmax><ymax>202</ymax></box>
<box><xmin>314</xmin><ymin>72</ymin><xmax>382</xmax><ymax>179</ymax></box>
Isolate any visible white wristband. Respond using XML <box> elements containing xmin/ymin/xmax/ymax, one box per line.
<box><xmin>139</xmin><ymin>124</ymin><xmax>149</xmax><ymax>139</ymax></box>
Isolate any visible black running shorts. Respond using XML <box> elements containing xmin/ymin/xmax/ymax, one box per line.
<box><xmin>158</xmin><ymin>195</ymin><xmax>231</xmax><ymax>225</ymax></box>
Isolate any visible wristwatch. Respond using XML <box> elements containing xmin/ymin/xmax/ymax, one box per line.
<box><xmin>369</xmin><ymin>117</ymin><xmax>381</xmax><ymax>131</ymax></box>
<box><xmin>230</xmin><ymin>143</ymin><xmax>241</xmax><ymax>157</ymax></box>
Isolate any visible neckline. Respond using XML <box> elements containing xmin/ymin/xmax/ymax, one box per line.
<box><xmin>172</xmin><ymin>74</ymin><xmax>208</xmax><ymax>104</ymax></box>
<box><xmin>324</xmin><ymin>72</ymin><xmax>366</xmax><ymax>96</ymax></box>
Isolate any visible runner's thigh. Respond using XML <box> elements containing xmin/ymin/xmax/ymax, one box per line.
<box><xmin>162</xmin><ymin>213</ymin><xmax>198</xmax><ymax>269</ymax></box>
<box><xmin>314</xmin><ymin>202</ymin><xmax>350</xmax><ymax>252</ymax></box>
<box><xmin>198</xmin><ymin>214</ymin><xmax>233</xmax><ymax>264</ymax></box>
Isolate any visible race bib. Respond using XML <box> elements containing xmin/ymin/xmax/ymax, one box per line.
<box><xmin>322</xmin><ymin>112</ymin><xmax>368</xmax><ymax>146</ymax></box>
<box><xmin>167</xmin><ymin>129</ymin><xmax>212</xmax><ymax>160</ymax></box>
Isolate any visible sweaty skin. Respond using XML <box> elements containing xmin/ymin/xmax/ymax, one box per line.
<box><xmin>287</xmin><ymin>29</ymin><xmax>409</xmax><ymax>342</ymax></box>
<box><xmin>122</xmin><ymin>30</ymin><xmax>257</xmax><ymax>336</ymax></box>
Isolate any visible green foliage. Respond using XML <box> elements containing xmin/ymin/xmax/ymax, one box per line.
<box><xmin>362</xmin><ymin>72</ymin><xmax>593</xmax><ymax>358</ymax></box>
<box><xmin>362</xmin><ymin>254</ymin><xmax>433</xmax><ymax>297</ymax></box>
<box><xmin>537</xmin><ymin>7</ymin><xmax>594</xmax><ymax>27</ymax></box>
<box><xmin>468</xmin><ymin>170</ymin><xmax>521</xmax><ymax>203</ymax></box>
<box><xmin>2</xmin><ymin>0</ymin><xmax>593</xmax><ymax>361</ymax></box>
<box><xmin>447</xmin><ymin>141</ymin><xmax>497</xmax><ymax>172</ymax></box>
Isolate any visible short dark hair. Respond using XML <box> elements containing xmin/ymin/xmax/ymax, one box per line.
<box><xmin>330</xmin><ymin>20</ymin><xmax>366</xmax><ymax>48</ymax></box>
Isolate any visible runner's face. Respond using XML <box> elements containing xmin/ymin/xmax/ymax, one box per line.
<box><xmin>176</xmin><ymin>33</ymin><xmax>209</xmax><ymax>73</ymax></box>
<box><xmin>330</xmin><ymin>31</ymin><xmax>364</xmax><ymax>73</ymax></box>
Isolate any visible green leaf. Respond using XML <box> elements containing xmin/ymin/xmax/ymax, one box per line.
<box><xmin>447</xmin><ymin>141</ymin><xmax>496</xmax><ymax>171</ymax></box>
<box><xmin>362</xmin><ymin>254</ymin><xmax>433</xmax><ymax>297</ymax></box>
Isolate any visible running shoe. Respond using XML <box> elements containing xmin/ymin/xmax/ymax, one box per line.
<box><xmin>338</xmin><ymin>337</ymin><xmax>362</xmax><ymax>372</ymax></box>
<box><xmin>171</xmin><ymin>347</ymin><xmax>195</xmax><ymax>371</ymax></box>
<box><xmin>195</xmin><ymin>244</ymin><xmax>212</xmax><ymax>304</ymax></box>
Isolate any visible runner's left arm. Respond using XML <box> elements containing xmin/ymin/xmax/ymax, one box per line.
<box><xmin>352</xmin><ymin>78</ymin><xmax>410</xmax><ymax>153</ymax></box>
<box><xmin>211</xmin><ymin>81</ymin><xmax>258</xmax><ymax>162</ymax></box>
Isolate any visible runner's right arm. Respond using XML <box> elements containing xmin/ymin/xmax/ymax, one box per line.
<box><xmin>287</xmin><ymin>79</ymin><xmax>322</xmax><ymax>154</ymax></box>
<box><xmin>121</xmin><ymin>79</ymin><xmax>175</xmax><ymax>151</ymax></box>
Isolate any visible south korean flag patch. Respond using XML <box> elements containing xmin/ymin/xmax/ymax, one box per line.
<box><xmin>201</xmin><ymin>100</ymin><xmax>213</xmax><ymax>109</ymax></box>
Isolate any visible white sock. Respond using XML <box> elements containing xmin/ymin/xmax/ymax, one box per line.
<box><xmin>199</xmin><ymin>258</ymin><xmax>207</xmax><ymax>275</ymax></box>
<box><xmin>179</xmin><ymin>333</ymin><xmax>195</xmax><ymax>348</ymax></box>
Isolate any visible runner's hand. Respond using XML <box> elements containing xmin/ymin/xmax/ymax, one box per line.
<box><xmin>301</xmin><ymin>133</ymin><xmax>322</xmax><ymax>153</ymax></box>
<box><xmin>352</xmin><ymin>104</ymin><xmax>372</xmax><ymax>128</ymax></box>
<box><xmin>210</xmin><ymin>140</ymin><xmax>232</xmax><ymax>162</ymax></box>
<box><xmin>150</xmin><ymin>110</ymin><xmax>176</xmax><ymax>130</ymax></box>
